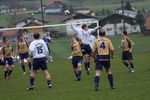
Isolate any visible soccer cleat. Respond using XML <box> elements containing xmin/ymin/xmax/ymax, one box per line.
<box><xmin>131</xmin><ymin>69</ymin><xmax>135</xmax><ymax>72</ymax></box>
<box><xmin>94</xmin><ymin>86</ymin><xmax>99</xmax><ymax>91</ymax></box>
<box><xmin>48</xmin><ymin>84</ymin><xmax>52</xmax><ymax>88</ymax></box>
<box><xmin>27</xmin><ymin>86</ymin><xmax>34</xmax><ymax>90</ymax></box>
<box><xmin>23</xmin><ymin>72</ymin><xmax>26</xmax><ymax>75</ymax></box>
<box><xmin>6</xmin><ymin>76</ymin><xmax>11</xmax><ymax>79</ymax></box>
<box><xmin>111</xmin><ymin>86</ymin><xmax>115</xmax><ymax>89</ymax></box>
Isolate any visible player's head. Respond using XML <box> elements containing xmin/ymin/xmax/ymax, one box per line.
<box><xmin>82</xmin><ymin>24</ymin><xmax>88</xmax><ymax>31</ymax></box>
<box><xmin>43</xmin><ymin>34</ymin><xmax>46</xmax><ymax>38</ymax></box>
<box><xmin>18</xmin><ymin>35</ymin><xmax>24</xmax><ymax>41</ymax></box>
<box><xmin>34</xmin><ymin>33</ymin><xmax>40</xmax><ymax>39</ymax></box>
<box><xmin>6</xmin><ymin>39</ymin><xmax>11</xmax><ymax>45</ymax></box>
<box><xmin>99</xmin><ymin>29</ymin><xmax>106</xmax><ymax>37</ymax></box>
<box><xmin>71</xmin><ymin>37</ymin><xmax>80</xmax><ymax>43</ymax></box>
<box><xmin>122</xmin><ymin>31</ymin><xmax>127</xmax><ymax>36</ymax></box>
<box><xmin>0</xmin><ymin>40</ymin><xmax>3</xmax><ymax>46</ymax></box>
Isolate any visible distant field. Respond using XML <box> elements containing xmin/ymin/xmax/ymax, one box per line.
<box><xmin>0</xmin><ymin>35</ymin><xmax>150</xmax><ymax>100</ymax></box>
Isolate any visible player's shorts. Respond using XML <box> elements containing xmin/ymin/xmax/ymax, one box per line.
<box><xmin>72</xmin><ymin>56</ymin><xmax>83</xmax><ymax>68</ymax></box>
<box><xmin>0</xmin><ymin>59</ymin><xmax>4</xmax><ymax>65</ymax></box>
<box><xmin>19</xmin><ymin>52</ymin><xmax>29</xmax><ymax>60</ymax></box>
<box><xmin>4</xmin><ymin>58</ymin><xmax>14</xmax><ymax>65</ymax></box>
<box><xmin>32</xmin><ymin>57</ymin><xmax>47</xmax><ymax>71</ymax></box>
<box><xmin>122</xmin><ymin>51</ymin><xmax>133</xmax><ymax>60</ymax></box>
<box><xmin>81</xmin><ymin>44</ymin><xmax>92</xmax><ymax>56</ymax></box>
<box><xmin>95</xmin><ymin>55</ymin><xmax>110</xmax><ymax>70</ymax></box>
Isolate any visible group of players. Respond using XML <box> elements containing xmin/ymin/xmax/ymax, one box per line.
<box><xmin>0</xmin><ymin>22</ymin><xmax>135</xmax><ymax>91</ymax></box>
<box><xmin>70</xmin><ymin>23</ymin><xmax>135</xmax><ymax>91</ymax></box>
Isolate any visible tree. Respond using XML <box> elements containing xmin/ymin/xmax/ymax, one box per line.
<box><xmin>135</xmin><ymin>11</ymin><xmax>145</xmax><ymax>27</ymax></box>
<box><xmin>125</xmin><ymin>1</ymin><xmax>132</xmax><ymax>10</ymax></box>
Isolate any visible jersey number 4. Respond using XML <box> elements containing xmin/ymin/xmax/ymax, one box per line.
<box><xmin>37</xmin><ymin>46</ymin><xmax>43</xmax><ymax>54</ymax></box>
<box><xmin>100</xmin><ymin>42</ymin><xmax>106</xmax><ymax>49</ymax></box>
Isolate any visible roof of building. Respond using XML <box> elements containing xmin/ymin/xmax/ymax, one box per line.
<box><xmin>99</xmin><ymin>14</ymin><xmax>137</xmax><ymax>26</ymax></box>
<box><xmin>2</xmin><ymin>30</ymin><xmax>19</xmax><ymax>37</ymax></box>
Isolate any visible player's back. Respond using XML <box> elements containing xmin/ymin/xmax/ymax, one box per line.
<box><xmin>94</xmin><ymin>37</ymin><xmax>114</xmax><ymax>56</ymax></box>
<box><xmin>29</xmin><ymin>39</ymin><xmax>49</xmax><ymax>58</ymax></box>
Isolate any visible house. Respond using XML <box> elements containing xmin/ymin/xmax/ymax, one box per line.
<box><xmin>42</xmin><ymin>0</ymin><xmax>64</xmax><ymax>14</ymax></box>
<box><xmin>16</xmin><ymin>17</ymin><xmax>48</xmax><ymax>41</ymax></box>
<box><xmin>115</xmin><ymin>6</ymin><xmax>138</xmax><ymax>18</ymax></box>
<box><xmin>99</xmin><ymin>14</ymin><xmax>141</xmax><ymax>36</ymax></box>
<box><xmin>63</xmin><ymin>13</ymin><xmax>100</xmax><ymax>36</ymax></box>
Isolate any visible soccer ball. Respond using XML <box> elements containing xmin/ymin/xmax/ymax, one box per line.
<box><xmin>64</xmin><ymin>10</ymin><xmax>70</xmax><ymax>15</ymax></box>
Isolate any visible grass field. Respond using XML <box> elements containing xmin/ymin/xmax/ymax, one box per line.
<box><xmin>0</xmin><ymin>35</ymin><xmax>150</xmax><ymax>100</ymax></box>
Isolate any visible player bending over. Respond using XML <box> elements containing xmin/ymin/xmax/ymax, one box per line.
<box><xmin>71</xmin><ymin>37</ymin><xmax>83</xmax><ymax>81</ymax></box>
<box><xmin>1</xmin><ymin>39</ymin><xmax>15</xmax><ymax>79</ymax></box>
<box><xmin>92</xmin><ymin>30</ymin><xmax>115</xmax><ymax>91</ymax></box>
<box><xmin>119</xmin><ymin>31</ymin><xmax>135</xmax><ymax>72</ymax></box>
<box><xmin>16</xmin><ymin>35</ymin><xmax>31</xmax><ymax>74</ymax></box>
<box><xmin>27</xmin><ymin>33</ymin><xmax>52</xmax><ymax>90</ymax></box>
<box><xmin>71</xmin><ymin>22</ymin><xmax>100</xmax><ymax>75</ymax></box>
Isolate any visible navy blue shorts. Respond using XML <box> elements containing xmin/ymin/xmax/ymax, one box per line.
<box><xmin>81</xmin><ymin>44</ymin><xmax>92</xmax><ymax>56</ymax></box>
<box><xmin>72</xmin><ymin>56</ymin><xmax>83</xmax><ymax>68</ymax></box>
<box><xmin>95</xmin><ymin>60</ymin><xmax>110</xmax><ymax>71</ymax></box>
<box><xmin>19</xmin><ymin>52</ymin><xmax>29</xmax><ymax>60</ymax></box>
<box><xmin>32</xmin><ymin>57</ymin><xmax>47</xmax><ymax>71</ymax></box>
<box><xmin>122</xmin><ymin>51</ymin><xmax>133</xmax><ymax>60</ymax></box>
<box><xmin>0</xmin><ymin>60</ymin><xmax>4</xmax><ymax>65</ymax></box>
<box><xmin>4</xmin><ymin>58</ymin><xmax>14</xmax><ymax>65</ymax></box>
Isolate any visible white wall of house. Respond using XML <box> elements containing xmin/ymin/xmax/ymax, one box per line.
<box><xmin>116</xmin><ymin>10</ymin><xmax>137</xmax><ymax>18</ymax></box>
<box><xmin>103</xmin><ymin>23</ymin><xmax>141</xmax><ymax>36</ymax></box>
<box><xmin>65</xmin><ymin>18</ymin><xmax>99</xmax><ymax>35</ymax></box>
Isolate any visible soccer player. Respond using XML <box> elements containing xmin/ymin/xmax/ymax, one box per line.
<box><xmin>0</xmin><ymin>40</ymin><xmax>4</xmax><ymax>66</ymax></box>
<box><xmin>71</xmin><ymin>37</ymin><xmax>83</xmax><ymax>81</ymax></box>
<box><xmin>92</xmin><ymin>30</ymin><xmax>115</xmax><ymax>91</ymax></box>
<box><xmin>43</xmin><ymin>34</ymin><xmax>53</xmax><ymax>62</ymax></box>
<box><xmin>71</xmin><ymin>22</ymin><xmax>100</xmax><ymax>75</ymax></box>
<box><xmin>27</xmin><ymin>33</ymin><xmax>52</xmax><ymax>90</ymax></box>
<box><xmin>1</xmin><ymin>39</ymin><xmax>15</xmax><ymax>79</ymax></box>
<box><xmin>16</xmin><ymin>35</ymin><xmax>31</xmax><ymax>74</ymax></box>
<box><xmin>119</xmin><ymin>31</ymin><xmax>135</xmax><ymax>72</ymax></box>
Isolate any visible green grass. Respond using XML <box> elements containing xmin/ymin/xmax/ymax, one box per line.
<box><xmin>0</xmin><ymin>35</ymin><xmax>150</xmax><ymax>100</ymax></box>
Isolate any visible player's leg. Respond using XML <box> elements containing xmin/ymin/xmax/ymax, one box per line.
<box><xmin>26</xmin><ymin>57</ymin><xmax>32</xmax><ymax>70</ymax></box>
<box><xmin>27</xmin><ymin>70</ymin><xmax>35</xmax><ymax>90</ymax></box>
<box><xmin>128</xmin><ymin>60</ymin><xmax>135</xmax><ymax>72</ymax></box>
<box><xmin>94</xmin><ymin>70</ymin><xmax>101</xmax><ymax>91</ymax></box>
<box><xmin>6</xmin><ymin>58</ymin><xmax>14</xmax><ymax>78</ymax></box>
<box><xmin>83</xmin><ymin>54</ymin><xmax>90</xmax><ymax>75</ymax></box>
<box><xmin>104</xmin><ymin>61</ymin><xmax>115</xmax><ymax>89</ymax></box>
<box><xmin>94</xmin><ymin>61</ymin><xmax>102</xmax><ymax>91</ymax></box>
<box><xmin>42</xmin><ymin>70</ymin><xmax>52</xmax><ymax>88</ymax></box>
<box><xmin>122</xmin><ymin>60</ymin><xmax>130</xmax><ymax>68</ymax></box>
<box><xmin>41</xmin><ymin>57</ymin><xmax>52</xmax><ymax>88</ymax></box>
<box><xmin>4</xmin><ymin>64</ymin><xmax>9</xmax><ymax>79</ymax></box>
<box><xmin>20</xmin><ymin>59</ymin><xmax>26</xmax><ymax>74</ymax></box>
<box><xmin>77</xmin><ymin>63</ymin><xmax>82</xmax><ymax>81</ymax></box>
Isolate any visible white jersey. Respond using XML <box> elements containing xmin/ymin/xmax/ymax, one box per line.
<box><xmin>89</xmin><ymin>35</ymin><xmax>96</xmax><ymax>48</ymax></box>
<box><xmin>29</xmin><ymin>39</ymin><xmax>49</xmax><ymax>58</ymax></box>
<box><xmin>71</xmin><ymin>24</ymin><xmax>98</xmax><ymax>44</ymax></box>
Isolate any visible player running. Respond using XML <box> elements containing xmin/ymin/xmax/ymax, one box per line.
<box><xmin>1</xmin><ymin>39</ymin><xmax>15</xmax><ymax>79</ymax></box>
<box><xmin>119</xmin><ymin>31</ymin><xmax>135</xmax><ymax>72</ymax></box>
<box><xmin>92</xmin><ymin>30</ymin><xmax>115</xmax><ymax>91</ymax></box>
<box><xmin>27</xmin><ymin>33</ymin><xmax>52</xmax><ymax>90</ymax></box>
<box><xmin>71</xmin><ymin>22</ymin><xmax>100</xmax><ymax>75</ymax></box>
<box><xmin>71</xmin><ymin>37</ymin><xmax>83</xmax><ymax>81</ymax></box>
<box><xmin>16</xmin><ymin>35</ymin><xmax>31</xmax><ymax>74</ymax></box>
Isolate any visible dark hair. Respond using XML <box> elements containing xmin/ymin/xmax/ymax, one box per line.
<box><xmin>99</xmin><ymin>30</ymin><xmax>106</xmax><ymax>36</ymax></box>
<box><xmin>18</xmin><ymin>34</ymin><xmax>23</xmax><ymax>40</ymax></box>
<box><xmin>123</xmin><ymin>31</ymin><xmax>127</xmax><ymax>35</ymax></box>
<box><xmin>82</xmin><ymin>24</ymin><xmax>87</xmax><ymax>29</ymax></box>
<box><xmin>34</xmin><ymin>33</ymin><xmax>40</xmax><ymax>39</ymax></box>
